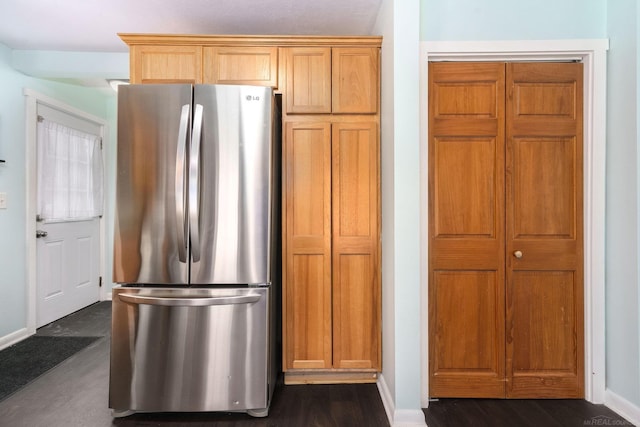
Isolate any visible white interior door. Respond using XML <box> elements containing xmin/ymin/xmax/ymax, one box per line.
<box><xmin>36</xmin><ymin>218</ymin><xmax>100</xmax><ymax>327</ymax></box>
<box><xmin>35</xmin><ymin>103</ymin><xmax>103</xmax><ymax>328</ymax></box>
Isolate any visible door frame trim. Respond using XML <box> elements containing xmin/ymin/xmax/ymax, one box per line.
<box><xmin>24</xmin><ymin>88</ymin><xmax>107</xmax><ymax>335</ymax></box>
<box><xmin>419</xmin><ymin>39</ymin><xmax>609</xmax><ymax>406</ymax></box>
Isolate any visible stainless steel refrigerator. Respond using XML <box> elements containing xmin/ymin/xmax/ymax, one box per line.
<box><xmin>109</xmin><ymin>84</ymin><xmax>280</xmax><ymax>417</ymax></box>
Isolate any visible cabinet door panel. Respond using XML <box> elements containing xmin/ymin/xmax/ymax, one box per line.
<box><xmin>332</xmin><ymin>48</ymin><xmax>378</xmax><ymax>114</ymax></box>
<box><xmin>204</xmin><ymin>46</ymin><xmax>278</xmax><ymax>87</ymax></box>
<box><xmin>131</xmin><ymin>45</ymin><xmax>202</xmax><ymax>84</ymax></box>
<box><xmin>332</xmin><ymin>122</ymin><xmax>380</xmax><ymax>369</ymax></box>
<box><xmin>284</xmin><ymin>121</ymin><xmax>332</xmax><ymax>370</ymax></box>
<box><xmin>333</xmin><ymin>253</ymin><xmax>378</xmax><ymax>369</ymax></box>
<box><xmin>284</xmin><ymin>47</ymin><xmax>331</xmax><ymax>113</ymax></box>
<box><xmin>289</xmin><ymin>254</ymin><xmax>332</xmax><ymax>369</ymax></box>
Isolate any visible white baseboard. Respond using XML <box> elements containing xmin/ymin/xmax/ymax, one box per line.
<box><xmin>377</xmin><ymin>374</ymin><xmax>395</xmax><ymax>422</ymax></box>
<box><xmin>605</xmin><ymin>389</ymin><xmax>640</xmax><ymax>426</ymax></box>
<box><xmin>0</xmin><ymin>327</ymin><xmax>31</xmax><ymax>351</ymax></box>
<box><xmin>377</xmin><ymin>374</ymin><xmax>427</xmax><ymax>426</ymax></box>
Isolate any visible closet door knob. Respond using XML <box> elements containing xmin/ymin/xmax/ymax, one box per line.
<box><xmin>513</xmin><ymin>250</ymin><xmax>523</xmax><ymax>259</ymax></box>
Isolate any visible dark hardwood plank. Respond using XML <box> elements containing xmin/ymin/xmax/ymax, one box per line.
<box><xmin>424</xmin><ymin>399</ymin><xmax>635</xmax><ymax>427</ymax></box>
<box><xmin>113</xmin><ymin>382</ymin><xmax>389</xmax><ymax>427</ymax></box>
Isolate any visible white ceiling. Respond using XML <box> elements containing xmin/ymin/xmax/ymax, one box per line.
<box><xmin>0</xmin><ymin>0</ymin><xmax>383</xmax><ymax>52</ymax></box>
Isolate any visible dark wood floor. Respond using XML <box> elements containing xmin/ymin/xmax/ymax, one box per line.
<box><xmin>424</xmin><ymin>398</ymin><xmax>635</xmax><ymax>427</ymax></box>
<box><xmin>0</xmin><ymin>302</ymin><xmax>389</xmax><ymax>427</ymax></box>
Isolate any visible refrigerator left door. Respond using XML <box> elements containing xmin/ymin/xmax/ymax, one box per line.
<box><xmin>113</xmin><ymin>84</ymin><xmax>192</xmax><ymax>285</ymax></box>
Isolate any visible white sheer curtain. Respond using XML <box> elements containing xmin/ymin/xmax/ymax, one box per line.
<box><xmin>37</xmin><ymin>118</ymin><xmax>104</xmax><ymax>221</ymax></box>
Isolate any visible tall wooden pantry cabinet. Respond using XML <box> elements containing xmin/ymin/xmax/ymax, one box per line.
<box><xmin>119</xmin><ymin>34</ymin><xmax>382</xmax><ymax>384</ymax></box>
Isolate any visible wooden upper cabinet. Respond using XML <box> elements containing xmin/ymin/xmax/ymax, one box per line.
<box><xmin>203</xmin><ymin>46</ymin><xmax>278</xmax><ymax>87</ymax></box>
<box><xmin>284</xmin><ymin>46</ymin><xmax>380</xmax><ymax>114</ymax></box>
<box><xmin>332</xmin><ymin>48</ymin><xmax>378</xmax><ymax>114</ymax></box>
<box><xmin>283</xmin><ymin>47</ymin><xmax>332</xmax><ymax>114</ymax></box>
<box><xmin>130</xmin><ymin>45</ymin><xmax>202</xmax><ymax>84</ymax></box>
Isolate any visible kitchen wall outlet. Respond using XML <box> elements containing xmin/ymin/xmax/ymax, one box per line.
<box><xmin>0</xmin><ymin>192</ymin><xmax>7</xmax><ymax>209</ymax></box>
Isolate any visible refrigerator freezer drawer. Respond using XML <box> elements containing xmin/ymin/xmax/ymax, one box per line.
<box><xmin>109</xmin><ymin>286</ymin><xmax>270</xmax><ymax>413</ymax></box>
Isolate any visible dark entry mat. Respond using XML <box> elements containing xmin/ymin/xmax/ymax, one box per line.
<box><xmin>0</xmin><ymin>335</ymin><xmax>98</xmax><ymax>401</ymax></box>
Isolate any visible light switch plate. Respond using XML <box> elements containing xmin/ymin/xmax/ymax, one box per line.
<box><xmin>0</xmin><ymin>192</ymin><xmax>7</xmax><ymax>209</ymax></box>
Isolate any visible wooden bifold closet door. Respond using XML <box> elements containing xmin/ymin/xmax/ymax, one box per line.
<box><xmin>428</xmin><ymin>61</ymin><xmax>584</xmax><ymax>399</ymax></box>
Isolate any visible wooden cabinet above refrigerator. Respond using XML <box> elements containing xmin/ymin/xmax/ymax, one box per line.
<box><xmin>120</xmin><ymin>34</ymin><xmax>380</xmax><ymax>89</ymax></box>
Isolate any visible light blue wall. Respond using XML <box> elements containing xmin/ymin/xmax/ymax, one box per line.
<box><xmin>421</xmin><ymin>0</ymin><xmax>606</xmax><ymax>41</ymax></box>
<box><xmin>0</xmin><ymin>43</ymin><xmax>117</xmax><ymax>338</ymax></box>
<box><xmin>391</xmin><ymin>0</ymin><xmax>422</xmax><ymax>411</ymax></box>
<box><xmin>374</xmin><ymin>0</ymin><xmax>397</xmax><ymax>406</ymax></box>
<box><xmin>375</xmin><ymin>0</ymin><xmax>423</xmax><ymax>418</ymax></box>
<box><xmin>12</xmin><ymin>50</ymin><xmax>128</xmax><ymax>80</ymax></box>
<box><xmin>606</xmin><ymin>0</ymin><xmax>640</xmax><ymax>406</ymax></box>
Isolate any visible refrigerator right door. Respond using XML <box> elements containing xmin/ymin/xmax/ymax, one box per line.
<box><xmin>190</xmin><ymin>85</ymin><xmax>273</xmax><ymax>285</ymax></box>
<box><xmin>113</xmin><ymin>84</ymin><xmax>192</xmax><ymax>285</ymax></box>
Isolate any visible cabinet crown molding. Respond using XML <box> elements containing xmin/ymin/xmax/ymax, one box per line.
<box><xmin>119</xmin><ymin>33</ymin><xmax>382</xmax><ymax>48</ymax></box>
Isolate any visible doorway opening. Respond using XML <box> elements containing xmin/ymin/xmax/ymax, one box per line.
<box><xmin>25</xmin><ymin>89</ymin><xmax>107</xmax><ymax>334</ymax></box>
<box><xmin>428</xmin><ymin>61</ymin><xmax>584</xmax><ymax>398</ymax></box>
<box><xmin>420</xmin><ymin>39</ymin><xmax>609</xmax><ymax>405</ymax></box>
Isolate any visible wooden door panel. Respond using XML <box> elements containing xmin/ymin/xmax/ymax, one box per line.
<box><xmin>510</xmin><ymin>272</ymin><xmax>577</xmax><ymax>372</ymax></box>
<box><xmin>430</xmin><ymin>271</ymin><xmax>505</xmax><ymax>397</ymax></box>
<box><xmin>506</xmin><ymin>62</ymin><xmax>584</xmax><ymax>398</ymax></box>
<box><xmin>513</xmin><ymin>83</ymin><xmax>576</xmax><ymax>118</ymax></box>
<box><xmin>429</xmin><ymin>62</ymin><xmax>505</xmax><ymax>397</ymax></box>
<box><xmin>512</xmin><ymin>137</ymin><xmax>577</xmax><ymax>238</ymax></box>
<box><xmin>508</xmin><ymin>271</ymin><xmax>582</xmax><ymax>398</ymax></box>
<box><xmin>433</xmin><ymin>83</ymin><xmax>497</xmax><ymax>117</ymax></box>
<box><xmin>284</xmin><ymin>121</ymin><xmax>332</xmax><ymax>370</ymax></box>
<box><xmin>433</xmin><ymin>137</ymin><xmax>498</xmax><ymax>238</ymax></box>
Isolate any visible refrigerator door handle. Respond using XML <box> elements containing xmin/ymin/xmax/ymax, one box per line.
<box><xmin>175</xmin><ymin>104</ymin><xmax>191</xmax><ymax>263</ymax></box>
<box><xmin>118</xmin><ymin>293</ymin><xmax>261</xmax><ymax>307</ymax></box>
<box><xmin>189</xmin><ymin>103</ymin><xmax>204</xmax><ymax>263</ymax></box>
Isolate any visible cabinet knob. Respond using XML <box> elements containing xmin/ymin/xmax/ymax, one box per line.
<box><xmin>513</xmin><ymin>250</ymin><xmax>523</xmax><ymax>259</ymax></box>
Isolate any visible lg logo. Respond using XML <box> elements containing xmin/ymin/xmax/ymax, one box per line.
<box><xmin>246</xmin><ymin>95</ymin><xmax>261</xmax><ymax>101</ymax></box>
